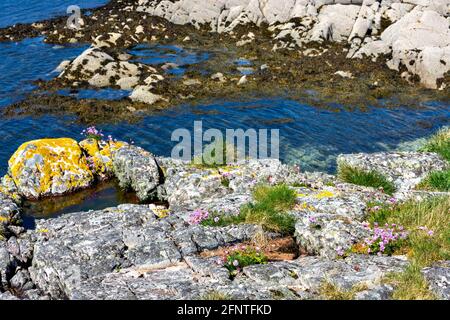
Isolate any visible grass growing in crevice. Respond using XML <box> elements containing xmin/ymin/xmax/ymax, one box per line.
<box><xmin>199</xmin><ymin>291</ymin><xmax>232</xmax><ymax>300</ymax></box>
<box><xmin>319</xmin><ymin>282</ymin><xmax>368</xmax><ymax>300</ymax></box>
<box><xmin>416</xmin><ymin>169</ymin><xmax>450</xmax><ymax>192</ymax></box>
<box><xmin>191</xmin><ymin>139</ymin><xmax>240</xmax><ymax>169</ymax></box>
<box><xmin>338</xmin><ymin>164</ymin><xmax>396</xmax><ymax>195</ymax></box>
<box><xmin>385</xmin><ymin>265</ymin><xmax>437</xmax><ymax>300</ymax></box>
<box><xmin>375</xmin><ymin>197</ymin><xmax>450</xmax><ymax>299</ymax></box>
<box><xmin>420</xmin><ymin>127</ymin><xmax>450</xmax><ymax>162</ymax></box>
<box><xmin>224</xmin><ymin>248</ymin><xmax>268</xmax><ymax>275</ymax></box>
<box><xmin>201</xmin><ymin>184</ymin><xmax>297</xmax><ymax>235</ymax></box>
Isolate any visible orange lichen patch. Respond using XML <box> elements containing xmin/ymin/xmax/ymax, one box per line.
<box><xmin>8</xmin><ymin>138</ymin><xmax>94</xmax><ymax>198</ymax></box>
<box><xmin>200</xmin><ymin>236</ymin><xmax>298</xmax><ymax>262</ymax></box>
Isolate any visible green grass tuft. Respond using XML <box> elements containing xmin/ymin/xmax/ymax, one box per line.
<box><xmin>192</xmin><ymin>139</ymin><xmax>240</xmax><ymax>169</ymax></box>
<box><xmin>417</xmin><ymin>169</ymin><xmax>450</xmax><ymax>192</ymax></box>
<box><xmin>201</xmin><ymin>184</ymin><xmax>297</xmax><ymax>235</ymax></box>
<box><xmin>224</xmin><ymin>248</ymin><xmax>268</xmax><ymax>275</ymax></box>
<box><xmin>376</xmin><ymin>197</ymin><xmax>450</xmax><ymax>299</ymax></box>
<box><xmin>385</xmin><ymin>265</ymin><xmax>437</xmax><ymax>300</ymax></box>
<box><xmin>319</xmin><ymin>282</ymin><xmax>368</xmax><ymax>300</ymax></box>
<box><xmin>338</xmin><ymin>164</ymin><xmax>396</xmax><ymax>195</ymax></box>
<box><xmin>420</xmin><ymin>127</ymin><xmax>450</xmax><ymax>162</ymax></box>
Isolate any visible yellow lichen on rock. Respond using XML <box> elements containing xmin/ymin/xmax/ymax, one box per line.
<box><xmin>7</xmin><ymin>138</ymin><xmax>94</xmax><ymax>199</ymax></box>
<box><xmin>79</xmin><ymin>139</ymin><xmax>125</xmax><ymax>179</ymax></box>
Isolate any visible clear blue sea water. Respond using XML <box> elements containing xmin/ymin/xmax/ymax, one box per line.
<box><xmin>0</xmin><ymin>1</ymin><xmax>449</xmax><ymax>219</ymax></box>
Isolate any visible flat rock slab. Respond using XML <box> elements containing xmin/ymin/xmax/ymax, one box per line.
<box><xmin>59</xmin><ymin>254</ymin><xmax>408</xmax><ymax>300</ymax></box>
<box><xmin>28</xmin><ymin>204</ymin><xmax>261</xmax><ymax>299</ymax></box>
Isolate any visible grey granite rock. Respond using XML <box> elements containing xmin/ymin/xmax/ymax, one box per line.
<box><xmin>0</xmin><ymin>191</ymin><xmax>21</xmax><ymax>237</ymax></box>
<box><xmin>337</xmin><ymin>152</ymin><xmax>448</xmax><ymax>195</ymax></box>
<box><xmin>28</xmin><ymin>204</ymin><xmax>261</xmax><ymax>299</ymax></box>
<box><xmin>421</xmin><ymin>261</ymin><xmax>450</xmax><ymax>300</ymax></box>
<box><xmin>295</xmin><ymin>213</ymin><xmax>370</xmax><ymax>258</ymax></box>
<box><xmin>112</xmin><ymin>145</ymin><xmax>161</xmax><ymax>201</ymax></box>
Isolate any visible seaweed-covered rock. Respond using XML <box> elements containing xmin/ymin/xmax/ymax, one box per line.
<box><xmin>59</xmin><ymin>47</ymin><xmax>163</xmax><ymax>91</ymax></box>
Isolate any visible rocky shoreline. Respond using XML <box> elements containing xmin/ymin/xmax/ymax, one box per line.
<box><xmin>0</xmin><ymin>0</ymin><xmax>449</xmax><ymax>301</ymax></box>
<box><xmin>1</xmin><ymin>0</ymin><xmax>449</xmax><ymax>124</ymax></box>
<box><xmin>0</xmin><ymin>128</ymin><xmax>448</xmax><ymax>300</ymax></box>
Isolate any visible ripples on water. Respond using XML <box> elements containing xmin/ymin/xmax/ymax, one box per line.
<box><xmin>0</xmin><ymin>36</ymin><xmax>449</xmax><ymax>176</ymax></box>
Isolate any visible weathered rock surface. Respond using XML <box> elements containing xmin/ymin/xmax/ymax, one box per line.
<box><xmin>0</xmin><ymin>191</ymin><xmax>21</xmax><ymax>236</ymax></box>
<box><xmin>130</xmin><ymin>0</ymin><xmax>449</xmax><ymax>89</ymax></box>
<box><xmin>58</xmin><ymin>46</ymin><xmax>165</xmax><ymax>101</ymax></box>
<box><xmin>239</xmin><ymin>254</ymin><xmax>407</xmax><ymax>299</ymax></box>
<box><xmin>28</xmin><ymin>204</ymin><xmax>261</xmax><ymax>299</ymax></box>
<box><xmin>351</xmin><ymin>5</ymin><xmax>450</xmax><ymax>89</ymax></box>
<box><xmin>422</xmin><ymin>261</ymin><xmax>450</xmax><ymax>300</ymax></box>
<box><xmin>79</xmin><ymin>138</ymin><xmax>124</xmax><ymax>181</ymax></box>
<box><xmin>337</xmin><ymin>152</ymin><xmax>449</xmax><ymax>195</ymax></box>
<box><xmin>112</xmin><ymin>144</ymin><xmax>162</xmax><ymax>201</ymax></box>
<box><xmin>295</xmin><ymin>213</ymin><xmax>370</xmax><ymax>258</ymax></box>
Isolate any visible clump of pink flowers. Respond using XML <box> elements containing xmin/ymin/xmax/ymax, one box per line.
<box><xmin>81</xmin><ymin>126</ymin><xmax>104</xmax><ymax>141</ymax></box>
<box><xmin>188</xmin><ymin>209</ymin><xmax>209</xmax><ymax>225</ymax></box>
<box><xmin>418</xmin><ymin>226</ymin><xmax>434</xmax><ymax>237</ymax></box>
<box><xmin>360</xmin><ymin>222</ymin><xmax>408</xmax><ymax>255</ymax></box>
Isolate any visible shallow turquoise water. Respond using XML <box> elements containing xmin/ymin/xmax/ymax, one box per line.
<box><xmin>1</xmin><ymin>99</ymin><xmax>449</xmax><ymax>177</ymax></box>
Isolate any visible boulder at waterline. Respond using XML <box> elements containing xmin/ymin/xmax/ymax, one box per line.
<box><xmin>4</xmin><ymin>138</ymin><xmax>95</xmax><ymax>199</ymax></box>
<box><xmin>112</xmin><ymin>145</ymin><xmax>162</xmax><ymax>201</ymax></box>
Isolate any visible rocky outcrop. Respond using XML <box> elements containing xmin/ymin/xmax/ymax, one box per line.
<box><xmin>352</xmin><ymin>5</ymin><xmax>450</xmax><ymax>89</ymax></box>
<box><xmin>4</xmin><ymin>138</ymin><xmax>94</xmax><ymax>200</ymax></box>
<box><xmin>1</xmin><ymin>138</ymin><xmax>131</xmax><ymax>200</ymax></box>
<box><xmin>337</xmin><ymin>152</ymin><xmax>449</xmax><ymax>195</ymax></box>
<box><xmin>0</xmin><ymin>191</ymin><xmax>21</xmax><ymax>237</ymax></box>
<box><xmin>1</xmin><ymin>136</ymin><xmax>447</xmax><ymax>300</ymax></box>
<box><xmin>131</xmin><ymin>0</ymin><xmax>449</xmax><ymax>89</ymax></box>
<box><xmin>112</xmin><ymin>144</ymin><xmax>162</xmax><ymax>201</ymax></box>
<box><xmin>58</xmin><ymin>46</ymin><xmax>165</xmax><ymax>101</ymax></box>
<box><xmin>28</xmin><ymin>204</ymin><xmax>261</xmax><ymax>299</ymax></box>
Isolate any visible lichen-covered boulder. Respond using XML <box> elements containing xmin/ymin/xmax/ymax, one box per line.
<box><xmin>6</xmin><ymin>138</ymin><xmax>94</xmax><ymax>199</ymax></box>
